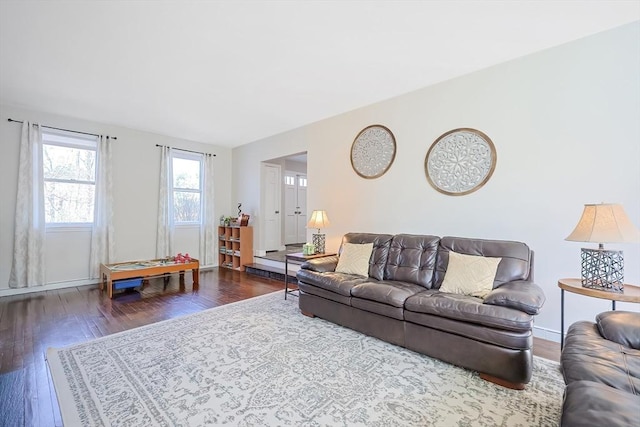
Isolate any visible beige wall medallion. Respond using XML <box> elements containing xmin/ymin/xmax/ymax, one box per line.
<box><xmin>425</xmin><ymin>128</ymin><xmax>496</xmax><ymax>196</ymax></box>
<box><xmin>350</xmin><ymin>125</ymin><xmax>396</xmax><ymax>179</ymax></box>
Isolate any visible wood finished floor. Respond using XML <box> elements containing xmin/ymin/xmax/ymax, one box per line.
<box><xmin>0</xmin><ymin>268</ymin><xmax>561</xmax><ymax>427</ymax></box>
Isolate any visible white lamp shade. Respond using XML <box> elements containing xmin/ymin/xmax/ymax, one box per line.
<box><xmin>565</xmin><ymin>203</ymin><xmax>640</xmax><ymax>244</ymax></box>
<box><xmin>307</xmin><ymin>210</ymin><xmax>330</xmax><ymax>229</ymax></box>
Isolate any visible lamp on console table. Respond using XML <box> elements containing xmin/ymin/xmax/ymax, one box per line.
<box><xmin>565</xmin><ymin>203</ymin><xmax>640</xmax><ymax>293</ymax></box>
<box><xmin>307</xmin><ymin>210</ymin><xmax>330</xmax><ymax>254</ymax></box>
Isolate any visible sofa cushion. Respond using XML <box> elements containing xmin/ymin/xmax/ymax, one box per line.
<box><xmin>561</xmin><ymin>320</ymin><xmax>640</xmax><ymax>394</ymax></box>
<box><xmin>351</xmin><ymin>298</ymin><xmax>405</xmax><ymax>320</ymax></box>
<box><xmin>434</xmin><ymin>236</ymin><xmax>532</xmax><ymax>289</ymax></box>
<box><xmin>351</xmin><ymin>280</ymin><xmax>425</xmax><ymax>308</ymax></box>
<box><xmin>296</xmin><ymin>269</ymin><xmax>369</xmax><ymax>297</ymax></box>
<box><xmin>404</xmin><ymin>309</ymin><xmax>533</xmax><ymax>350</ymax></box>
<box><xmin>404</xmin><ymin>290</ymin><xmax>534</xmax><ymax>332</ymax></box>
<box><xmin>439</xmin><ymin>251</ymin><xmax>501</xmax><ymax>298</ymax></box>
<box><xmin>335</xmin><ymin>243</ymin><xmax>374</xmax><ymax>277</ymax></box>
<box><xmin>561</xmin><ymin>380</ymin><xmax>640</xmax><ymax>427</ymax></box>
<box><xmin>384</xmin><ymin>234</ymin><xmax>439</xmax><ymax>287</ymax></box>
<box><xmin>596</xmin><ymin>311</ymin><xmax>640</xmax><ymax>350</ymax></box>
<box><xmin>340</xmin><ymin>233</ymin><xmax>393</xmax><ymax>280</ymax></box>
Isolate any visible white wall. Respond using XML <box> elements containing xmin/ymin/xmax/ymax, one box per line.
<box><xmin>0</xmin><ymin>104</ymin><xmax>233</xmax><ymax>293</ymax></box>
<box><xmin>232</xmin><ymin>22</ymin><xmax>640</xmax><ymax>340</ymax></box>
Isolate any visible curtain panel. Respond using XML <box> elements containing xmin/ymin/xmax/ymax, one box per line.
<box><xmin>156</xmin><ymin>146</ymin><xmax>174</xmax><ymax>258</ymax></box>
<box><xmin>199</xmin><ymin>154</ymin><xmax>216</xmax><ymax>266</ymax></box>
<box><xmin>89</xmin><ymin>135</ymin><xmax>115</xmax><ymax>278</ymax></box>
<box><xmin>9</xmin><ymin>122</ymin><xmax>45</xmax><ymax>288</ymax></box>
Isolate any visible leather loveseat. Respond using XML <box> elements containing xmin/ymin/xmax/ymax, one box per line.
<box><xmin>296</xmin><ymin>233</ymin><xmax>546</xmax><ymax>389</ymax></box>
<box><xmin>560</xmin><ymin>311</ymin><xmax>640</xmax><ymax>426</ymax></box>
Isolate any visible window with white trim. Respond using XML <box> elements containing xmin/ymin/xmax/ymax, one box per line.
<box><xmin>42</xmin><ymin>130</ymin><xmax>98</xmax><ymax>225</ymax></box>
<box><xmin>172</xmin><ymin>152</ymin><xmax>203</xmax><ymax>224</ymax></box>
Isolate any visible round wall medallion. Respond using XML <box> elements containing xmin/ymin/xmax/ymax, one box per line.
<box><xmin>425</xmin><ymin>128</ymin><xmax>496</xmax><ymax>196</ymax></box>
<box><xmin>350</xmin><ymin>125</ymin><xmax>396</xmax><ymax>179</ymax></box>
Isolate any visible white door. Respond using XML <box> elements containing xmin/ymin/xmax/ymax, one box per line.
<box><xmin>284</xmin><ymin>173</ymin><xmax>297</xmax><ymax>244</ymax></box>
<box><xmin>284</xmin><ymin>173</ymin><xmax>307</xmax><ymax>245</ymax></box>
<box><xmin>262</xmin><ymin>163</ymin><xmax>282</xmax><ymax>251</ymax></box>
<box><xmin>296</xmin><ymin>175</ymin><xmax>307</xmax><ymax>242</ymax></box>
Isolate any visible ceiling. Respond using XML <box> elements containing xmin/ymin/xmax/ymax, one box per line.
<box><xmin>1</xmin><ymin>1</ymin><xmax>638</xmax><ymax>148</ymax></box>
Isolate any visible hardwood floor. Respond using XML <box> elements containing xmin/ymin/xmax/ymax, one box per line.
<box><xmin>0</xmin><ymin>268</ymin><xmax>560</xmax><ymax>427</ymax></box>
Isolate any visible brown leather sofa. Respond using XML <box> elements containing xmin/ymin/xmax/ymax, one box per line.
<box><xmin>296</xmin><ymin>233</ymin><xmax>546</xmax><ymax>389</ymax></box>
<box><xmin>560</xmin><ymin>311</ymin><xmax>640</xmax><ymax>426</ymax></box>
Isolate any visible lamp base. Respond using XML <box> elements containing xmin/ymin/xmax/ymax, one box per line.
<box><xmin>312</xmin><ymin>233</ymin><xmax>326</xmax><ymax>254</ymax></box>
<box><xmin>580</xmin><ymin>248</ymin><xmax>624</xmax><ymax>293</ymax></box>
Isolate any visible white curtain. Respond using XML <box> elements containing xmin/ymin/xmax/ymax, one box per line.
<box><xmin>156</xmin><ymin>146</ymin><xmax>174</xmax><ymax>258</ymax></box>
<box><xmin>89</xmin><ymin>136</ymin><xmax>114</xmax><ymax>278</ymax></box>
<box><xmin>9</xmin><ymin>122</ymin><xmax>45</xmax><ymax>288</ymax></box>
<box><xmin>199</xmin><ymin>154</ymin><xmax>216</xmax><ymax>266</ymax></box>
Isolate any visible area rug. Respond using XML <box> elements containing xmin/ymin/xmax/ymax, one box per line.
<box><xmin>47</xmin><ymin>292</ymin><xmax>564</xmax><ymax>426</ymax></box>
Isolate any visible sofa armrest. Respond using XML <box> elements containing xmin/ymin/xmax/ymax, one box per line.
<box><xmin>300</xmin><ymin>255</ymin><xmax>339</xmax><ymax>273</ymax></box>
<box><xmin>483</xmin><ymin>280</ymin><xmax>545</xmax><ymax>315</ymax></box>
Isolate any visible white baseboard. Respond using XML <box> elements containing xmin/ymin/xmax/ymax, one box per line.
<box><xmin>0</xmin><ymin>278</ymin><xmax>100</xmax><ymax>297</ymax></box>
<box><xmin>251</xmin><ymin>257</ymin><xmax>301</xmax><ymax>273</ymax></box>
<box><xmin>0</xmin><ymin>264</ymin><xmax>217</xmax><ymax>298</ymax></box>
<box><xmin>533</xmin><ymin>325</ymin><xmax>561</xmax><ymax>343</ymax></box>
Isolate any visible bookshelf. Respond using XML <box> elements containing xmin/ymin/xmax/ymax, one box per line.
<box><xmin>218</xmin><ymin>226</ymin><xmax>253</xmax><ymax>271</ymax></box>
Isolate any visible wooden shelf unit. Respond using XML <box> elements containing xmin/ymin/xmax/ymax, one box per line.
<box><xmin>218</xmin><ymin>226</ymin><xmax>253</xmax><ymax>271</ymax></box>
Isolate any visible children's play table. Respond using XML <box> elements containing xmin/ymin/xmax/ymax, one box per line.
<box><xmin>100</xmin><ymin>258</ymin><xmax>199</xmax><ymax>298</ymax></box>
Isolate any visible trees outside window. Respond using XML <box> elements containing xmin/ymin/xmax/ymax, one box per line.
<box><xmin>172</xmin><ymin>153</ymin><xmax>203</xmax><ymax>224</ymax></box>
<box><xmin>42</xmin><ymin>131</ymin><xmax>97</xmax><ymax>225</ymax></box>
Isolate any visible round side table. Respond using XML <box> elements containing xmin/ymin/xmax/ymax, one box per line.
<box><xmin>558</xmin><ymin>278</ymin><xmax>640</xmax><ymax>348</ymax></box>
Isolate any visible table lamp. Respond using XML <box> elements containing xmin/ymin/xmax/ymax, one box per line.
<box><xmin>565</xmin><ymin>203</ymin><xmax>640</xmax><ymax>292</ymax></box>
<box><xmin>307</xmin><ymin>210</ymin><xmax>330</xmax><ymax>254</ymax></box>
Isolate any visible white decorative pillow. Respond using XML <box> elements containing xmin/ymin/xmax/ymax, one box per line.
<box><xmin>439</xmin><ymin>251</ymin><xmax>502</xmax><ymax>298</ymax></box>
<box><xmin>335</xmin><ymin>243</ymin><xmax>374</xmax><ymax>277</ymax></box>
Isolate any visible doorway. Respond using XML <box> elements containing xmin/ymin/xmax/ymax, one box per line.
<box><xmin>284</xmin><ymin>172</ymin><xmax>307</xmax><ymax>244</ymax></box>
<box><xmin>261</xmin><ymin>152</ymin><xmax>307</xmax><ymax>252</ymax></box>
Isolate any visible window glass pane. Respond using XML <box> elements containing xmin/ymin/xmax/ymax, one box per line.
<box><xmin>43</xmin><ymin>144</ymin><xmax>95</xmax><ymax>181</ymax></box>
<box><xmin>173</xmin><ymin>158</ymin><xmax>200</xmax><ymax>189</ymax></box>
<box><xmin>44</xmin><ymin>182</ymin><xmax>95</xmax><ymax>223</ymax></box>
<box><xmin>174</xmin><ymin>191</ymin><xmax>201</xmax><ymax>222</ymax></box>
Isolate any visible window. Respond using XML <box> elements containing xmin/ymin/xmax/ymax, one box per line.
<box><xmin>285</xmin><ymin>175</ymin><xmax>295</xmax><ymax>186</ymax></box>
<box><xmin>298</xmin><ymin>177</ymin><xmax>307</xmax><ymax>187</ymax></box>
<box><xmin>172</xmin><ymin>152</ymin><xmax>203</xmax><ymax>224</ymax></box>
<box><xmin>42</xmin><ymin>130</ymin><xmax>97</xmax><ymax>225</ymax></box>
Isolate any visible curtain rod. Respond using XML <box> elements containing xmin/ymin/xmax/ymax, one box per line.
<box><xmin>7</xmin><ymin>118</ymin><xmax>118</xmax><ymax>140</ymax></box>
<box><xmin>155</xmin><ymin>144</ymin><xmax>216</xmax><ymax>157</ymax></box>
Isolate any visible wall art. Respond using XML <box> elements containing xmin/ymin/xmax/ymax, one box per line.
<box><xmin>350</xmin><ymin>125</ymin><xmax>396</xmax><ymax>179</ymax></box>
<box><xmin>425</xmin><ymin>128</ymin><xmax>496</xmax><ymax>196</ymax></box>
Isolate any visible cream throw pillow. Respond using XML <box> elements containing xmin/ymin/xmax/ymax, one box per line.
<box><xmin>439</xmin><ymin>251</ymin><xmax>502</xmax><ymax>298</ymax></box>
<box><xmin>335</xmin><ymin>243</ymin><xmax>374</xmax><ymax>277</ymax></box>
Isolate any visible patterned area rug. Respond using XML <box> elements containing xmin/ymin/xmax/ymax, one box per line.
<box><xmin>47</xmin><ymin>292</ymin><xmax>564</xmax><ymax>426</ymax></box>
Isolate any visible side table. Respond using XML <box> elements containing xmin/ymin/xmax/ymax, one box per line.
<box><xmin>285</xmin><ymin>252</ymin><xmax>337</xmax><ymax>300</ymax></box>
<box><xmin>558</xmin><ymin>278</ymin><xmax>640</xmax><ymax>349</ymax></box>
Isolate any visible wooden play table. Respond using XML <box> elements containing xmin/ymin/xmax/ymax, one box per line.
<box><xmin>100</xmin><ymin>258</ymin><xmax>199</xmax><ymax>298</ymax></box>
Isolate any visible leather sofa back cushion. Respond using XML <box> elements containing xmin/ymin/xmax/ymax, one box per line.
<box><xmin>385</xmin><ymin>234</ymin><xmax>439</xmax><ymax>287</ymax></box>
<box><xmin>434</xmin><ymin>236</ymin><xmax>531</xmax><ymax>289</ymax></box>
<box><xmin>341</xmin><ymin>233</ymin><xmax>393</xmax><ymax>280</ymax></box>
<box><xmin>596</xmin><ymin>311</ymin><xmax>640</xmax><ymax>350</ymax></box>
<box><xmin>335</xmin><ymin>243</ymin><xmax>374</xmax><ymax>277</ymax></box>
